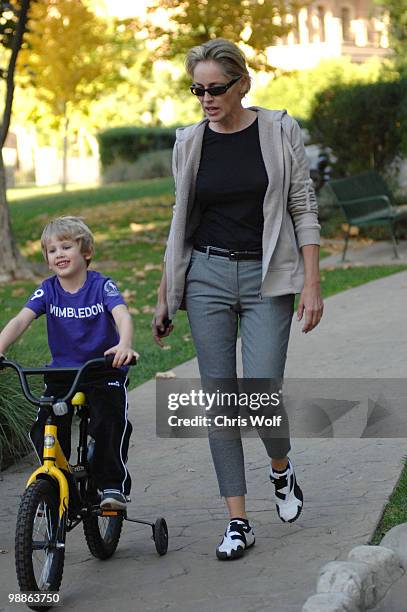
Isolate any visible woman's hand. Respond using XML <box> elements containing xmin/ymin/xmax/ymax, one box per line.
<box><xmin>152</xmin><ymin>302</ymin><xmax>174</xmax><ymax>347</ymax></box>
<box><xmin>297</xmin><ymin>282</ymin><xmax>324</xmax><ymax>333</ymax></box>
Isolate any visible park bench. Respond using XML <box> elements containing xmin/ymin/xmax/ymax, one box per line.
<box><xmin>327</xmin><ymin>170</ymin><xmax>407</xmax><ymax>261</ymax></box>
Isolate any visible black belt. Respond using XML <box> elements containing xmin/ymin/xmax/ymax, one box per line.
<box><xmin>194</xmin><ymin>245</ymin><xmax>263</xmax><ymax>261</ymax></box>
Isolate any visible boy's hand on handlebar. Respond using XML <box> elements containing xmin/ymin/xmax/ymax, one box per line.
<box><xmin>104</xmin><ymin>345</ymin><xmax>139</xmax><ymax>368</ymax></box>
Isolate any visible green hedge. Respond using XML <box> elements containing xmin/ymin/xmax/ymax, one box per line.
<box><xmin>308</xmin><ymin>79</ymin><xmax>407</xmax><ymax>177</ymax></box>
<box><xmin>97</xmin><ymin>126</ymin><xmax>177</xmax><ymax>169</ymax></box>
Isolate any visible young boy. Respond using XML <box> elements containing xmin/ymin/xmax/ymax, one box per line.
<box><xmin>0</xmin><ymin>216</ymin><xmax>138</xmax><ymax>510</ymax></box>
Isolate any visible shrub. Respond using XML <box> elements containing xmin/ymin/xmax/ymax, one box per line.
<box><xmin>252</xmin><ymin>57</ymin><xmax>387</xmax><ymax>122</ymax></box>
<box><xmin>97</xmin><ymin>126</ymin><xmax>176</xmax><ymax>169</ymax></box>
<box><xmin>0</xmin><ymin>374</ymin><xmax>37</xmax><ymax>470</ymax></box>
<box><xmin>102</xmin><ymin>149</ymin><xmax>173</xmax><ymax>184</ymax></box>
<box><xmin>308</xmin><ymin>78</ymin><xmax>407</xmax><ymax>177</ymax></box>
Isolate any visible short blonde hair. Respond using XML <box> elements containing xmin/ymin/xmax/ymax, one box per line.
<box><xmin>41</xmin><ymin>216</ymin><xmax>94</xmax><ymax>266</ymax></box>
<box><xmin>185</xmin><ymin>38</ymin><xmax>251</xmax><ymax>95</ymax></box>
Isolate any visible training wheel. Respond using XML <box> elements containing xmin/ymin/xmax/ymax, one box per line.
<box><xmin>153</xmin><ymin>517</ymin><xmax>168</xmax><ymax>555</ymax></box>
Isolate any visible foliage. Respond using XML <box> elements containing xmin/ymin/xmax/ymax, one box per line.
<box><xmin>374</xmin><ymin>0</ymin><xmax>407</xmax><ymax>73</ymax></box>
<box><xmin>97</xmin><ymin>126</ymin><xmax>176</xmax><ymax>169</ymax></box>
<box><xmin>252</xmin><ymin>57</ymin><xmax>392</xmax><ymax>122</ymax></box>
<box><xmin>102</xmin><ymin>149</ymin><xmax>173</xmax><ymax>184</ymax></box>
<box><xmin>19</xmin><ymin>0</ymin><xmax>134</xmax><ymax>121</ymax></box>
<box><xmin>308</xmin><ymin>78</ymin><xmax>407</xmax><ymax>176</ymax></box>
<box><xmin>87</xmin><ymin>55</ymin><xmax>201</xmax><ymax>130</ymax></box>
<box><xmin>16</xmin><ymin>0</ymin><xmax>139</xmax><ymax>187</ymax></box>
<box><xmin>0</xmin><ymin>372</ymin><xmax>37</xmax><ymax>469</ymax></box>
<box><xmin>145</xmin><ymin>0</ymin><xmax>308</xmax><ymax>71</ymax></box>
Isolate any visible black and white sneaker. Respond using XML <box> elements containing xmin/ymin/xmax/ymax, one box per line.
<box><xmin>270</xmin><ymin>459</ymin><xmax>303</xmax><ymax>523</ymax></box>
<box><xmin>216</xmin><ymin>518</ymin><xmax>255</xmax><ymax>560</ymax></box>
<box><xmin>100</xmin><ymin>489</ymin><xmax>127</xmax><ymax>510</ymax></box>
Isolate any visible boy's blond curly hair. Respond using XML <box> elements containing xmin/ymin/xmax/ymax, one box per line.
<box><xmin>41</xmin><ymin>216</ymin><xmax>94</xmax><ymax>266</ymax></box>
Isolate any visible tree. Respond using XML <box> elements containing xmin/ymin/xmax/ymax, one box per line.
<box><xmin>309</xmin><ymin>79</ymin><xmax>407</xmax><ymax>177</ymax></box>
<box><xmin>19</xmin><ymin>0</ymin><xmax>137</xmax><ymax>190</ymax></box>
<box><xmin>0</xmin><ymin>0</ymin><xmax>34</xmax><ymax>282</ymax></box>
<box><xmin>374</xmin><ymin>0</ymin><xmax>407</xmax><ymax>71</ymax></box>
<box><xmin>252</xmin><ymin>56</ymin><xmax>389</xmax><ymax>122</ymax></box>
<box><xmin>146</xmin><ymin>0</ymin><xmax>308</xmax><ymax>71</ymax></box>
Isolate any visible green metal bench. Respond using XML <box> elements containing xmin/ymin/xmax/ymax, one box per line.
<box><xmin>327</xmin><ymin>170</ymin><xmax>407</xmax><ymax>261</ymax></box>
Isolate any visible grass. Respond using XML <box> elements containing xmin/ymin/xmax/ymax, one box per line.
<box><xmin>371</xmin><ymin>463</ymin><xmax>407</xmax><ymax>545</ymax></box>
<box><xmin>1</xmin><ymin>180</ymin><xmax>407</xmax><ymax>471</ymax></box>
<box><xmin>8</xmin><ymin>182</ymin><xmax>99</xmax><ymax>201</ymax></box>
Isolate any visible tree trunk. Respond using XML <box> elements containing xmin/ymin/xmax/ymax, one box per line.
<box><xmin>0</xmin><ymin>151</ymin><xmax>34</xmax><ymax>281</ymax></box>
<box><xmin>62</xmin><ymin>108</ymin><xmax>69</xmax><ymax>191</ymax></box>
<box><xmin>0</xmin><ymin>0</ymin><xmax>34</xmax><ymax>281</ymax></box>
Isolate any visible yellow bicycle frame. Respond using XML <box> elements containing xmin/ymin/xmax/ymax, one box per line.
<box><xmin>26</xmin><ymin>392</ymin><xmax>86</xmax><ymax>519</ymax></box>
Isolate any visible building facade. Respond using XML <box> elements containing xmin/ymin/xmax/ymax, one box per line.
<box><xmin>267</xmin><ymin>0</ymin><xmax>390</xmax><ymax>70</ymax></box>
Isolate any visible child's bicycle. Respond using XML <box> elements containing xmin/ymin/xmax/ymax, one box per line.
<box><xmin>0</xmin><ymin>355</ymin><xmax>168</xmax><ymax>610</ymax></box>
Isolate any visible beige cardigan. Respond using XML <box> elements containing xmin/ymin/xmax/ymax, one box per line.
<box><xmin>164</xmin><ymin>106</ymin><xmax>321</xmax><ymax>318</ymax></box>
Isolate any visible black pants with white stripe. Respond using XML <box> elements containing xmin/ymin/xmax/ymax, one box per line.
<box><xmin>29</xmin><ymin>370</ymin><xmax>132</xmax><ymax>495</ymax></box>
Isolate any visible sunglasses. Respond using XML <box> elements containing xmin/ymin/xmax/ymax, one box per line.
<box><xmin>190</xmin><ymin>76</ymin><xmax>241</xmax><ymax>97</ymax></box>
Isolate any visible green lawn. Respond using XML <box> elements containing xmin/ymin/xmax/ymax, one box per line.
<box><xmin>371</xmin><ymin>467</ymin><xmax>407</xmax><ymax>545</ymax></box>
<box><xmin>1</xmin><ymin>180</ymin><xmax>407</xmax><ymax>473</ymax></box>
<box><xmin>2</xmin><ymin>179</ymin><xmax>407</xmax><ymax>389</ymax></box>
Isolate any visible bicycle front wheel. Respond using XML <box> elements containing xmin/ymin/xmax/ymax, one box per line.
<box><xmin>15</xmin><ymin>479</ymin><xmax>65</xmax><ymax>606</ymax></box>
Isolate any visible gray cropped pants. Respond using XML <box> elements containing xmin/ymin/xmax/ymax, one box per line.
<box><xmin>184</xmin><ymin>248</ymin><xmax>294</xmax><ymax>497</ymax></box>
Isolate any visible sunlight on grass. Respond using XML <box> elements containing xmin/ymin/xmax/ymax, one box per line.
<box><xmin>8</xmin><ymin>182</ymin><xmax>100</xmax><ymax>201</ymax></box>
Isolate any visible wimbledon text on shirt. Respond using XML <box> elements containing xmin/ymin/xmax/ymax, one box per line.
<box><xmin>49</xmin><ymin>303</ymin><xmax>104</xmax><ymax>319</ymax></box>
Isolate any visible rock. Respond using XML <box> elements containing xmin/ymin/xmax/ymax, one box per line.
<box><xmin>347</xmin><ymin>545</ymin><xmax>404</xmax><ymax>601</ymax></box>
<box><xmin>317</xmin><ymin>560</ymin><xmax>374</xmax><ymax>609</ymax></box>
<box><xmin>302</xmin><ymin>592</ymin><xmax>360</xmax><ymax>612</ymax></box>
<box><xmin>381</xmin><ymin>523</ymin><xmax>407</xmax><ymax>571</ymax></box>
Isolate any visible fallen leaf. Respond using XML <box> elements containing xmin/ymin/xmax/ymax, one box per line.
<box><xmin>130</xmin><ymin>222</ymin><xmax>158</xmax><ymax>233</ymax></box>
<box><xmin>12</xmin><ymin>288</ymin><xmax>26</xmax><ymax>297</ymax></box>
<box><xmin>155</xmin><ymin>370</ymin><xmax>176</xmax><ymax>379</ymax></box>
<box><xmin>144</xmin><ymin>263</ymin><xmax>162</xmax><ymax>272</ymax></box>
<box><xmin>122</xmin><ymin>289</ymin><xmax>136</xmax><ymax>304</ymax></box>
<box><xmin>141</xmin><ymin>305</ymin><xmax>155</xmax><ymax>314</ymax></box>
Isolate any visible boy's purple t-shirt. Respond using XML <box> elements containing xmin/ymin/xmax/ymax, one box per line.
<box><xmin>25</xmin><ymin>270</ymin><xmax>126</xmax><ymax>367</ymax></box>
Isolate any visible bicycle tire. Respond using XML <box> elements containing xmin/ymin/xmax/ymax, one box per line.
<box><xmin>83</xmin><ymin>512</ymin><xmax>123</xmax><ymax>559</ymax></box>
<box><xmin>15</xmin><ymin>479</ymin><xmax>65</xmax><ymax>609</ymax></box>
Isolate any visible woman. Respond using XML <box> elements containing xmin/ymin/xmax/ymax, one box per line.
<box><xmin>152</xmin><ymin>38</ymin><xmax>323</xmax><ymax>560</ymax></box>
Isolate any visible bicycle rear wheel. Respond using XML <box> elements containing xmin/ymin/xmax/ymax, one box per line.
<box><xmin>15</xmin><ymin>479</ymin><xmax>65</xmax><ymax>608</ymax></box>
<box><xmin>83</xmin><ymin>511</ymin><xmax>123</xmax><ymax>559</ymax></box>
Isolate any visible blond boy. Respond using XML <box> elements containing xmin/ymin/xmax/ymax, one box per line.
<box><xmin>0</xmin><ymin>216</ymin><xmax>138</xmax><ymax>509</ymax></box>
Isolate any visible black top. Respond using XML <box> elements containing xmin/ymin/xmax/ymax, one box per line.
<box><xmin>193</xmin><ymin>118</ymin><xmax>268</xmax><ymax>251</ymax></box>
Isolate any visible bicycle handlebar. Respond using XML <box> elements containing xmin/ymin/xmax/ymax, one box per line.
<box><xmin>0</xmin><ymin>354</ymin><xmax>137</xmax><ymax>407</ymax></box>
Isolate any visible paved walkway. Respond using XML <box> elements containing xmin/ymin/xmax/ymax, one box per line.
<box><xmin>320</xmin><ymin>238</ymin><xmax>407</xmax><ymax>269</ymax></box>
<box><xmin>1</xmin><ymin>261</ymin><xmax>407</xmax><ymax>612</ymax></box>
